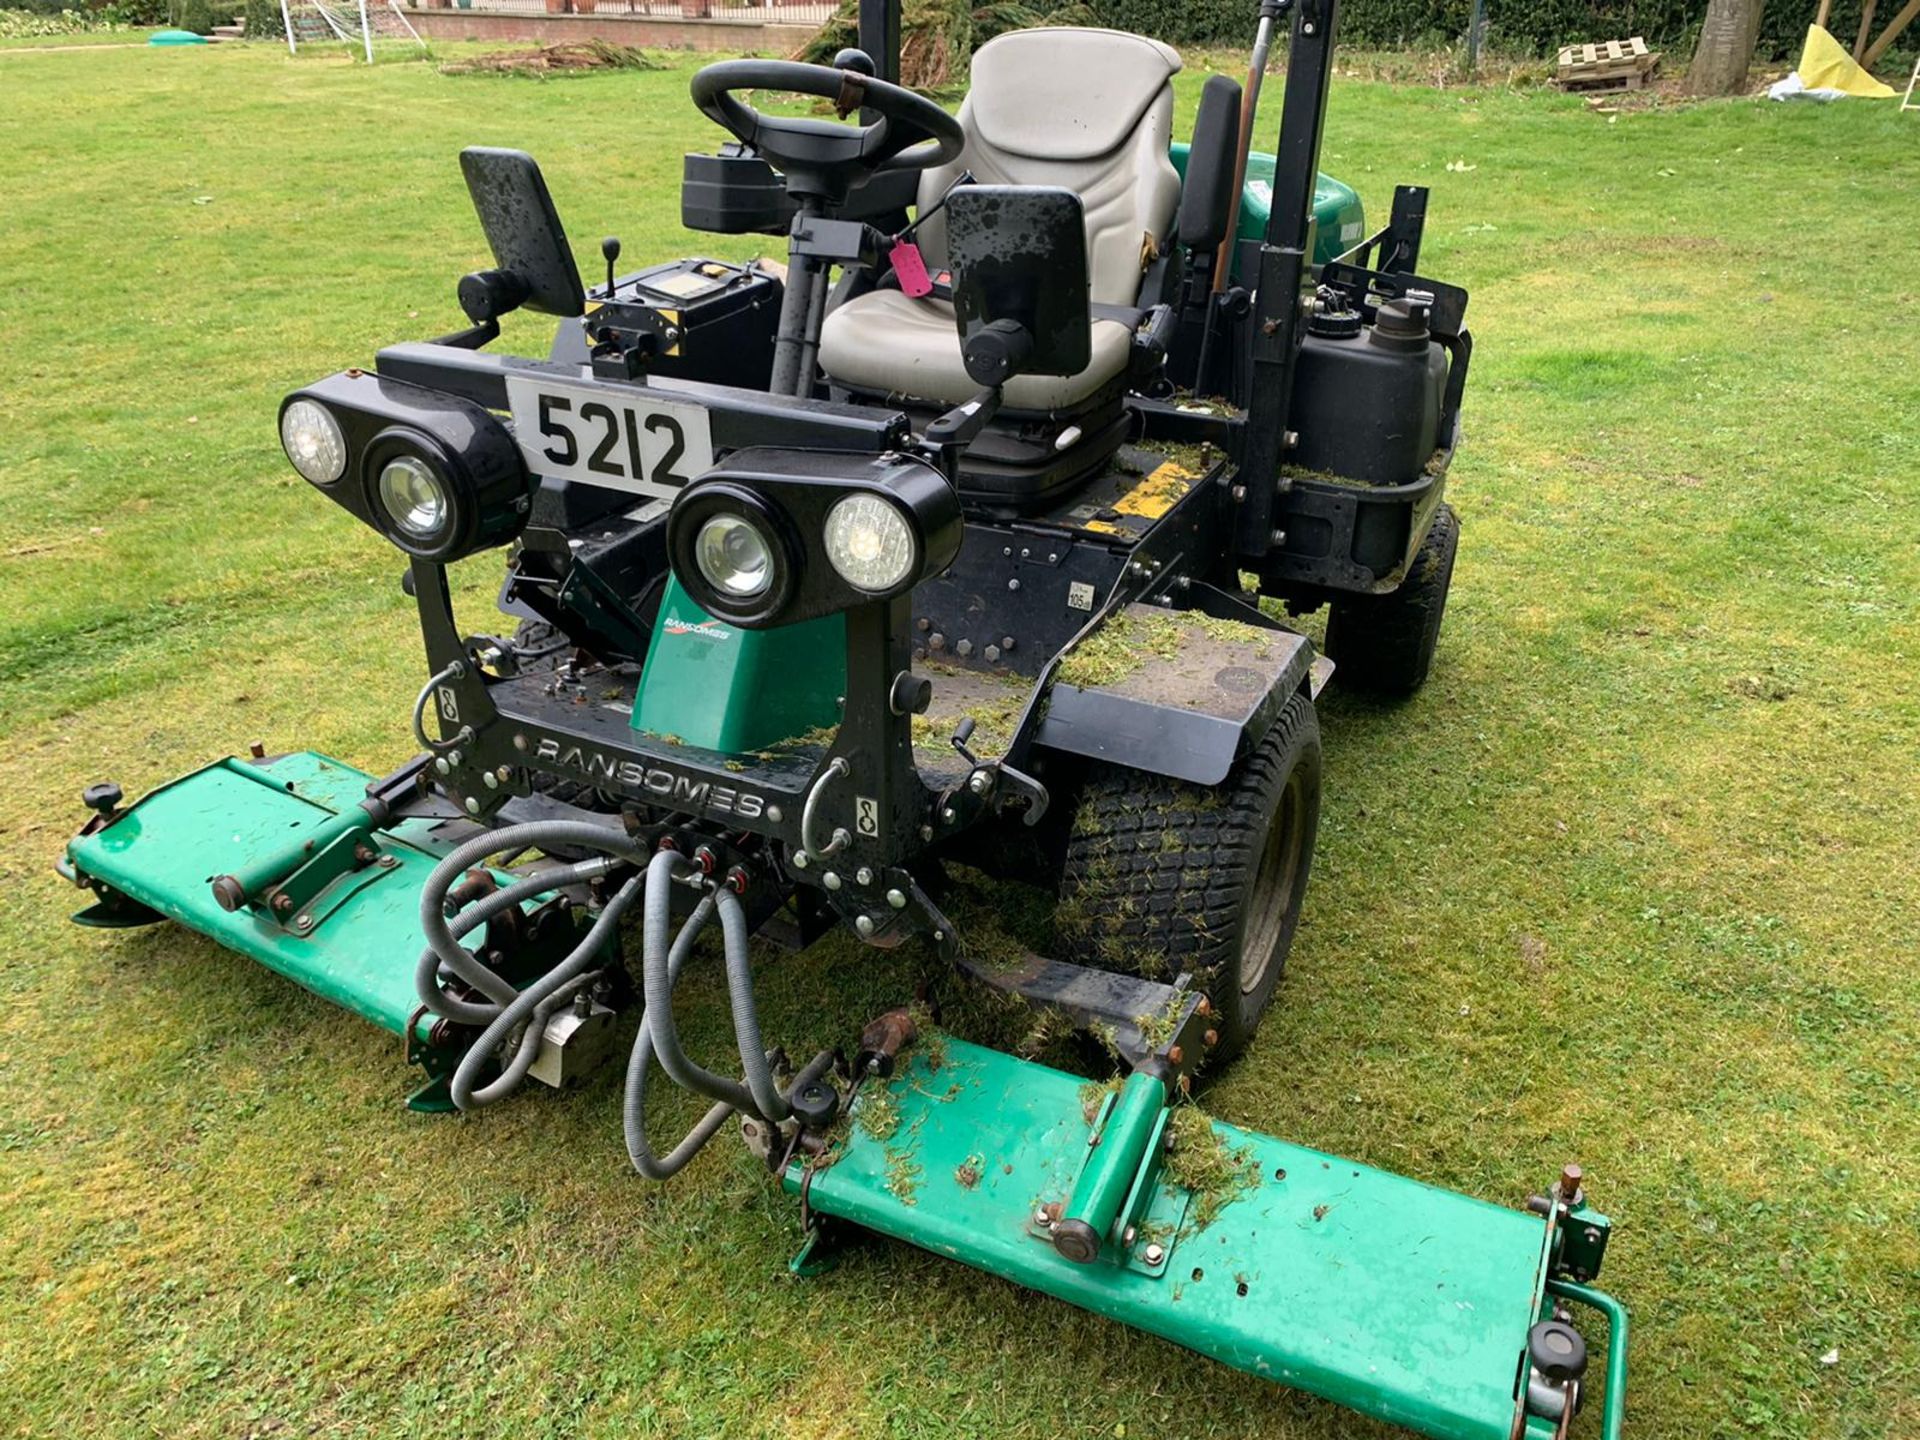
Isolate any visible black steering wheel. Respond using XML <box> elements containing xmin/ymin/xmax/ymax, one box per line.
<box><xmin>690</xmin><ymin>54</ymin><xmax>965</xmax><ymax>204</ymax></box>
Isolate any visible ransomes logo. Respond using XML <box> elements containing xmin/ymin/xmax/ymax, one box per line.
<box><xmin>530</xmin><ymin>737</ymin><xmax>766</xmax><ymax>818</ymax></box>
<box><xmin>663</xmin><ymin>618</ymin><xmax>730</xmax><ymax>641</ymax></box>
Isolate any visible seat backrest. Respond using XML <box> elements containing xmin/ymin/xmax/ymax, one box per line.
<box><xmin>912</xmin><ymin>28</ymin><xmax>1182</xmax><ymax>307</ymax></box>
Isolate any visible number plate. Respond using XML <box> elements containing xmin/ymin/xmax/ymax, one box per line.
<box><xmin>505</xmin><ymin>377</ymin><xmax>714</xmax><ymax>500</ymax></box>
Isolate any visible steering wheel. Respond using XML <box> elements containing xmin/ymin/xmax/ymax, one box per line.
<box><xmin>690</xmin><ymin>55</ymin><xmax>965</xmax><ymax>204</ymax></box>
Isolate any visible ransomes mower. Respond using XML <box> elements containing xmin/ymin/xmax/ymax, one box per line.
<box><xmin>57</xmin><ymin>3</ymin><xmax>1627</xmax><ymax>1435</ymax></box>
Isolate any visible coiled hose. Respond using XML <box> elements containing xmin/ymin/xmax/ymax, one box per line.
<box><xmin>416</xmin><ymin>823</ymin><xmax>816</xmax><ymax>1162</ymax></box>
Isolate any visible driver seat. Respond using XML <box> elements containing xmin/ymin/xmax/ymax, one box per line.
<box><xmin>818</xmin><ymin>28</ymin><xmax>1182</xmax><ymax>418</ymax></box>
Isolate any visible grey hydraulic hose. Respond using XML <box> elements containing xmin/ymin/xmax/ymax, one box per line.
<box><xmin>716</xmin><ymin>884</ymin><xmax>789</xmax><ymax>1124</ymax></box>
<box><xmin>417</xmin><ymin>819</ymin><xmax>641</xmax><ymax>1023</ymax></box>
<box><xmin>450</xmin><ymin>867</ymin><xmax>646</xmax><ymax>1110</ymax></box>
<box><xmin>640</xmin><ymin>852</ymin><xmax>759</xmax><ymax>1115</ymax></box>
<box><xmin>416</xmin><ymin>855</ymin><xmax>622</xmax><ymax>1025</ymax></box>
<box><xmin>623</xmin><ymin>911</ymin><xmax>737</xmax><ymax>1180</ymax></box>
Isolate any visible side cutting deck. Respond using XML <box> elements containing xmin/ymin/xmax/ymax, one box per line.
<box><xmin>790</xmin><ymin>1039</ymin><xmax>1559</xmax><ymax>1440</ymax></box>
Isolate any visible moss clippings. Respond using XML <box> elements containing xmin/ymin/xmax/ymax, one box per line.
<box><xmin>855</xmin><ymin>1084</ymin><xmax>900</xmax><ymax>1144</ymax></box>
<box><xmin>1133</xmin><ymin>992</ymin><xmax>1186</xmax><ymax>1053</ymax></box>
<box><xmin>954</xmin><ymin>1154</ymin><xmax>984</xmax><ymax>1190</ymax></box>
<box><xmin>1055</xmin><ymin>610</ymin><xmax>1183</xmax><ymax>689</ymax></box>
<box><xmin>1164</xmin><ymin>1107</ymin><xmax>1259</xmax><ymax>1230</ymax></box>
<box><xmin>885</xmin><ymin>1150</ymin><xmax>923</xmax><ymax>1206</ymax></box>
<box><xmin>1078</xmin><ymin>1076</ymin><xmax>1124</xmax><ymax>1126</ymax></box>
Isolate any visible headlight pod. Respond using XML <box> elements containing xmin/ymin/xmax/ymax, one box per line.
<box><xmin>667</xmin><ymin>483</ymin><xmax>798</xmax><ymax>626</ymax></box>
<box><xmin>824</xmin><ymin>493</ymin><xmax>918</xmax><ymax>593</ymax></box>
<box><xmin>281</xmin><ymin>399</ymin><xmax>346</xmax><ymax>486</ymax></box>
<box><xmin>276</xmin><ymin>373</ymin><xmax>533</xmax><ymax>564</ymax></box>
<box><xmin>667</xmin><ymin>447</ymin><xmax>961</xmax><ymax>630</ymax></box>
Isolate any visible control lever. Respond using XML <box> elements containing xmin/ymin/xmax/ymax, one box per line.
<box><xmin>600</xmin><ymin>236</ymin><xmax>622</xmax><ymax>300</ymax></box>
<box><xmin>949</xmin><ymin>718</ymin><xmax>1050</xmax><ymax>827</ymax></box>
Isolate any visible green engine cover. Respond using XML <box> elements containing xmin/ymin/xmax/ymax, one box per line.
<box><xmin>1169</xmin><ymin>143</ymin><xmax>1367</xmax><ymax>272</ymax></box>
<box><xmin>632</xmin><ymin>576</ymin><xmax>845</xmax><ymax>755</ymax></box>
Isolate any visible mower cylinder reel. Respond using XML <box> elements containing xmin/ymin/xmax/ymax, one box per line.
<box><xmin>1054</xmin><ymin>1070</ymin><xmax>1166</xmax><ymax>1263</ymax></box>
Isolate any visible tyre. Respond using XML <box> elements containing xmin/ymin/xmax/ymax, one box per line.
<box><xmin>1323</xmin><ymin>502</ymin><xmax>1459</xmax><ymax>698</ymax></box>
<box><xmin>1056</xmin><ymin>690</ymin><xmax>1322</xmax><ymax>1064</ymax></box>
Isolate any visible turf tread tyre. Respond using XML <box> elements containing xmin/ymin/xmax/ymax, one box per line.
<box><xmin>1324</xmin><ymin>502</ymin><xmax>1459</xmax><ymax>698</ymax></box>
<box><xmin>1057</xmin><ymin>691</ymin><xmax>1321</xmax><ymax>1065</ymax></box>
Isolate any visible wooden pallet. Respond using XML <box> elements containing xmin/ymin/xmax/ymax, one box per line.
<box><xmin>1555</xmin><ymin>36</ymin><xmax>1660</xmax><ymax>92</ymax></box>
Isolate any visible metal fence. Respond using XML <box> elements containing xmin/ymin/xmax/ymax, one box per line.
<box><xmin>408</xmin><ymin>0</ymin><xmax>838</xmax><ymax>22</ymax></box>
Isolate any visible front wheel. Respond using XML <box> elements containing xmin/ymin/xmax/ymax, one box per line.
<box><xmin>1323</xmin><ymin>501</ymin><xmax>1459</xmax><ymax>698</ymax></box>
<box><xmin>1056</xmin><ymin>691</ymin><xmax>1322</xmax><ymax>1066</ymax></box>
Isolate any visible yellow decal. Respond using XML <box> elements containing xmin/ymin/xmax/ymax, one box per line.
<box><xmin>1082</xmin><ymin>462</ymin><xmax>1197</xmax><ymax>536</ymax></box>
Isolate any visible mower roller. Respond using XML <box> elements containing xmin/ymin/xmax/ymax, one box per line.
<box><xmin>58</xmin><ymin>3</ymin><xmax>1626</xmax><ymax>1435</ymax></box>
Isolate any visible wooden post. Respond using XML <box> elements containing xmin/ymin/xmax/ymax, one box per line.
<box><xmin>1814</xmin><ymin>0</ymin><xmax>1833</xmax><ymax>27</ymax></box>
<box><xmin>1853</xmin><ymin>0</ymin><xmax>1879</xmax><ymax>58</ymax></box>
<box><xmin>1863</xmin><ymin>0</ymin><xmax>1920</xmax><ymax>68</ymax></box>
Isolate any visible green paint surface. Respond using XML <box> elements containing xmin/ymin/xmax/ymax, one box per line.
<box><xmin>1169</xmin><ymin>143</ymin><xmax>1367</xmax><ymax>269</ymax></box>
<box><xmin>632</xmin><ymin>576</ymin><xmax>846</xmax><ymax>754</ymax></box>
<box><xmin>791</xmin><ymin>1039</ymin><xmax>1550</xmax><ymax>1440</ymax></box>
<box><xmin>66</xmin><ymin>753</ymin><xmax>469</xmax><ymax>1039</ymax></box>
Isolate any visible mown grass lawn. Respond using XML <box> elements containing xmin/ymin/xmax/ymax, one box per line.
<box><xmin>1</xmin><ymin>38</ymin><xmax>1917</xmax><ymax>1440</ymax></box>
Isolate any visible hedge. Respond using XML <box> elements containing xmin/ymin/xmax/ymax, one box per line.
<box><xmin>1090</xmin><ymin>0</ymin><xmax>1887</xmax><ymax>64</ymax></box>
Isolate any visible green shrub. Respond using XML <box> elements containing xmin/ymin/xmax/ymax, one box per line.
<box><xmin>1089</xmin><ymin>0</ymin><xmax>1897</xmax><ymax>64</ymax></box>
<box><xmin>0</xmin><ymin>5</ymin><xmax>125</xmax><ymax>32</ymax></box>
<box><xmin>242</xmin><ymin>0</ymin><xmax>280</xmax><ymax>38</ymax></box>
<box><xmin>171</xmin><ymin>0</ymin><xmax>214</xmax><ymax>32</ymax></box>
<box><xmin>102</xmin><ymin>0</ymin><xmax>171</xmax><ymax>22</ymax></box>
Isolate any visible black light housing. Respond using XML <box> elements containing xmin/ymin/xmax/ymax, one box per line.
<box><xmin>667</xmin><ymin>447</ymin><xmax>961</xmax><ymax>629</ymax></box>
<box><xmin>277</xmin><ymin>371</ymin><xmax>532</xmax><ymax>564</ymax></box>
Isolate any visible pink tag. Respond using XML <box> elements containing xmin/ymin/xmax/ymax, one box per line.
<box><xmin>889</xmin><ymin>241</ymin><xmax>934</xmax><ymax>298</ymax></box>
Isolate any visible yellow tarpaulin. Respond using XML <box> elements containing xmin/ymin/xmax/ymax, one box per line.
<box><xmin>1795</xmin><ymin>24</ymin><xmax>1896</xmax><ymax>97</ymax></box>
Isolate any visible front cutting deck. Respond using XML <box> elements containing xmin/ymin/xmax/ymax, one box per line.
<box><xmin>790</xmin><ymin>1039</ymin><xmax>1558</xmax><ymax>1440</ymax></box>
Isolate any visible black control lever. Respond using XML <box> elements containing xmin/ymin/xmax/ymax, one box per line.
<box><xmin>600</xmin><ymin>236</ymin><xmax>622</xmax><ymax>300</ymax></box>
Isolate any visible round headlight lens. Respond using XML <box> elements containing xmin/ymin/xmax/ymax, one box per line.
<box><xmin>376</xmin><ymin>455</ymin><xmax>452</xmax><ymax>543</ymax></box>
<box><xmin>824</xmin><ymin>494</ymin><xmax>917</xmax><ymax>592</ymax></box>
<box><xmin>281</xmin><ymin>399</ymin><xmax>346</xmax><ymax>486</ymax></box>
<box><xmin>695</xmin><ymin>513</ymin><xmax>774</xmax><ymax>598</ymax></box>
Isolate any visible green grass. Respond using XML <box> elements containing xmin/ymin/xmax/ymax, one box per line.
<box><xmin>3</xmin><ymin>40</ymin><xmax>1918</xmax><ymax>1440</ymax></box>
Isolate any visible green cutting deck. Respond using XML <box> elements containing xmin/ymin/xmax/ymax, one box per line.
<box><xmin>790</xmin><ymin>1040</ymin><xmax>1561</xmax><ymax>1440</ymax></box>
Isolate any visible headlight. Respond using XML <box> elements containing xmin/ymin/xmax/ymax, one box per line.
<box><xmin>281</xmin><ymin>399</ymin><xmax>346</xmax><ymax>485</ymax></box>
<box><xmin>376</xmin><ymin>455</ymin><xmax>453</xmax><ymax>544</ymax></box>
<box><xmin>695</xmin><ymin>513</ymin><xmax>775</xmax><ymax>598</ymax></box>
<box><xmin>824</xmin><ymin>494</ymin><xmax>917</xmax><ymax>592</ymax></box>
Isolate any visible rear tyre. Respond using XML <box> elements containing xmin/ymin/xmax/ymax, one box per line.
<box><xmin>1323</xmin><ymin>502</ymin><xmax>1459</xmax><ymax>698</ymax></box>
<box><xmin>1056</xmin><ymin>691</ymin><xmax>1321</xmax><ymax>1065</ymax></box>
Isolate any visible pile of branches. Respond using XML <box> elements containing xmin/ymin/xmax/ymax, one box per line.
<box><xmin>795</xmin><ymin>0</ymin><xmax>1095</xmax><ymax>90</ymax></box>
<box><xmin>442</xmin><ymin>39</ymin><xmax>664</xmax><ymax>76</ymax></box>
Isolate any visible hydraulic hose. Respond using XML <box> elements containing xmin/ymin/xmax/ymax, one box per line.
<box><xmin>622</xmin><ymin>910</ymin><xmax>737</xmax><ymax>1180</ymax></box>
<box><xmin>449</xmin><ymin>867</ymin><xmax>646</xmax><ymax>1111</ymax></box>
<box><xmin>415</xmin><ymin>856</ymin><xmax>623</xmax><ymax>1025</ymax></box>
<box><xmin>716</xmin><ymin>884</ymin><xmax>789</xmax><ymax>1124</ymax></box>
<box><xmin>640</xmin><ymin>852</ymin><xmax>759</xmax><ymax>1115</ymax></box>
<box><xmin>417</xmin><ymin>820</ymin><xmax>642</xmax><ymax>1025</ymax></box>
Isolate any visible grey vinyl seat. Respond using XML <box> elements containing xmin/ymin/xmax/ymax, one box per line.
<box><xmin>818</xmin><ymin>27</ymin><xmax>1183</xmax><ymax>414</ymax></box>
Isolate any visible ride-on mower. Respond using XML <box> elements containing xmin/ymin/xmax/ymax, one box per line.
<box><xmin>57</xmin><ymin>3</ymin><xmax>1626</xmax><ymax>1435</ymax></box>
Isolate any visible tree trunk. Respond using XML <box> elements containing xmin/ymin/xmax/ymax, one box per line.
<box><xmin>1688</xmin><ymin>0</ymin><xmax>1766</xmax><ymax>93</ymax></box>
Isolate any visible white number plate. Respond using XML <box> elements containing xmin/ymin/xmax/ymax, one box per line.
<box><xmin>505</xmin><ymin>377</ymin><xmax>715</xmax><ymax>500</ymax></box>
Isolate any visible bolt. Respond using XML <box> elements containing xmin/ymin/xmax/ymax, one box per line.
<box><xmin>293</xmin><ymin>915</ymin><xmax>313</xmax><ymax>932</ymax></box>
<box><xmin>464</xmin><ymin>797</ymin><xmax>481</xmax><ymax>816</ymax></box>
<box><xmin>984</xmin><ymin>645</ymin><xmax>1001</xmax><ymax>663</ymax></box>
<box><xmin>823</xmin><ymin>871</ymin><xmax>842</xmax><ymax>891</ymax></box>
<box><xmin>248</xmin><ymin>741</ymin><xmax>267</xmax><ymax>760</ymax></box>
<box><xmin>1001</xmin><ymin>636</ymin><xmax>1015</xmax><ymax>651</ymax></box>
<box><xmin>933</xmin><ymin>930</ymin><xmax>945</xmax><ymax>942</ymax></box>
<box><xmin>956</xmin><ymin>638</ymin><xmax>973</xmax><ymax>658</ymax></box>
<box><xmin>1168</xmin><ymin>1045</ymin><xmax>1184</xmax><ymax>1066</ymax></box>
<box><xmin>482</xmin><ymin>771</ymin><xmax>498</xmax><ymax>789</ymax></box>
<box><xmin>434</xmin><ymin>757</ymin><xmax>450</xmax><ymax>776</ymax></box>
<box><xmin>513</xmin><ymin>734</ymin><xmax>529</xmax><ymax>753</ymax></box>
<box><xmin>1270</xmin><ymin>530</ymin><xmax>1287</xmax><ymax>547</ymax></box>
<box><xmin>916</xmin><ymin>617</ymin><xmax>930</xmax><ymax>632</ymax></box>
<box><xmin>941</xmin><ymin>807</ymin><xmax>955</xmax><ymax>822</ymax></box>
<box><xmin>1143</xmin><ymin>1243</ymin><xmax>1165</xmax><ymax>1265</ymax></box>
<box><xmin>968</xmin><ymin>770</ymin><xmax>994</xmax><ymax>795</ymax></box>
<box><xmin>792</xmin><ymin>850</ymin><xmax>809</xmax><ymax>869</ymax></box>
<box><xmin>1195</xmin><ymin>996</ymin><xmax>1212</xmax><ymax>1017</ymax></box>
<box><xmin>1035</xmin><ymin>1208</ymin><xmax>1053</xmax><ymax>1227</ymax></box>
<box><xmin>271</xmin><ymin>892</ymin><xmax>295</xmax><ymax>915</ymax></box>
<box><xmin>1302</xmin><ymin>19</ymin><xmax>1314</xmax><ymax>31</ymax></box>
<box><xmin>856</xmin><ymin>866</ymin><xmax>874</xmax><ymax>886</ymax></box>
<box><xmin>1204</xmin><ymin>1029</ymin><xmax>1220</xmax><ymax>1048</ymax></box>
<box><xmin>919</xmin><ymin>825</ymin><xmax>934</xmax><ymax>841</ymax></box>
<box><xmin>352</xmin><ymin>843</ymin><xmax>377</xmax><ymax>865</ymax></box>
<box><xmin>496</xmin><ymin>766</ymin><xmax>511</xmax><ymax>783</ymax></box>
<box><xmin>1003</xmin><ymin>546</ymin><xmax>1013</xmax><ymax>557</ymax></box>
<box><xmin>1047</xmin><ymin>553</ymin><xmax>1058</xmax><ymax>564</ymax></box>
<box><xmin>446</xmin><ymin>750</ymin><xmax>462</xmax><ymax>767</ymax></box>
<box><xmin>767</xmin><ymin>804</ymin><xmax>784</xmax><ymax>823</ymax></box>
<box><xmin>1021</xmin><ymin>547</ymin><xmax>1031</xmax><ymax>558</ymax></box>
<box><xmin>725</xmin><ymin>866</ymin><xmax>750</xmax><ymax>895</ymax></box>
<box><xmin>929</xmin><ymin>632</ymin><xmax>946</xmax><ymax>651</ymax></box>
<box><xmin>1007</xmin><ymin>578</ymin><xmax>1021</xmax><ymax>591</ymax></box>
<box><xmin>1283</xmin><ymin>429</ymin><xmax>1300</xmax><ymax>448</ymax></box>
<box><xmin>1123</xmin><ymin>1225</ymin><xmax>1137</xmax><ymax>1246</ymax></box>
<box><xmin>1231</xmin><ymin>485</ymin><xmax>1247</xmax><ymax>502</ymax></box>
<box><xmin>886</xmin><ymin>888</ymin><xmax>907</xmax><ymax>909</ymax></box>
<box><xmin>855</xmin><ymin>915</ymin><xmax>876</xmax><ymax>937</ymax></box>
<box><xmin>1559</xmin><ymin>1163</ymin><xmax>1585</xmax><ymax>1201</ymax></box>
